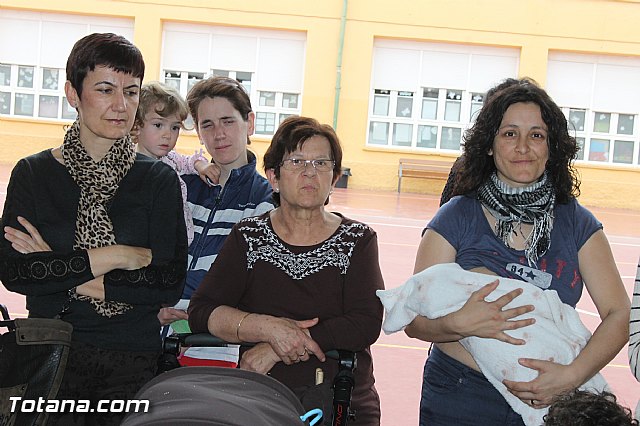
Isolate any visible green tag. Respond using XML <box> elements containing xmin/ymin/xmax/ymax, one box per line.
<box><xmin>171</xmin><ymin>319</ymin><xmax>191</xmax><ymax>334</ymax></box>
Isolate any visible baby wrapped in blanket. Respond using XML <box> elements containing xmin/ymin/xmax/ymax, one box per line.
<box><xmin>376</xmin><ymin>263</ymin><xmax>608</xmax><ymax>426</ymax></box>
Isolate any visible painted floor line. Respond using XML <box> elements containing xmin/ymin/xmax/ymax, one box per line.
<box><xmin>576</xmin><ymin>308</ymin><xmax>599</xmax><ymax>317</ymax></box>
<box><xmin>374</xmin><ymin>342</ymin><xmax>429</xmax><ymax>351</ymax></box>
<box><xmin>373</xmin><ymin>342</ymin><xmax>632</xmax><ymax>371</ymax></box>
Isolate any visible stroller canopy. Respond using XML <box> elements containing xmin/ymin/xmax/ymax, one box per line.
<box><xmin>122</xmin><ymin>366</ymin><xmax>306</xmax><ymax>425</ymax></box>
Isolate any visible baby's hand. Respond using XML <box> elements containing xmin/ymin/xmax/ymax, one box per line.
<box><xmin>196</xmin><ymin>161</ymin><xmax>221</xmax><ymax>186</ymax></box>
<box><xmin>157</xmin><ymin>307</ymin><xmax>189</xmax><ymax>326</ymax></box>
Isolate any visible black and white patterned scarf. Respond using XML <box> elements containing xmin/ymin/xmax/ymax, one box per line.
<box><xmin>477</xmin><ymin>172</ymin><xmax>555</xmax><ymax>267</ymax></box>
<box><xmin>62</xmin><ymin>119</ymin><xmax>135</xmax><ymax>317</ymax></box>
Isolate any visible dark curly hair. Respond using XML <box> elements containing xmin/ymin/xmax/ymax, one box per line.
<box><xmin>454</xmin><ymin>78</ymin><xmax>580</xmax><ymax>203</ymax></box>
<box><xmin>544</xmin><ymin>389</ymin><xmax>638</xmax><ymax>426</ymax></box>
<box><xmin>263</xmin><ymin>116</ymin><xmax>342</xmax><ymax>207</ymax></box>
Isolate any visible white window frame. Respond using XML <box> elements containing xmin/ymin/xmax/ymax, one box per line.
<box><xmin>0</xmin><ymin>64</ymin><xmax>77</xmax><ymax>120</ymax></box>
<box><xmin>161</xmin><ymin>24</ymin><xmax>305</xmax><ymax>136</ymax></box>
<box><xmin>563</xmin><ymin>107</ymin><xmax>639</xmax><ymax>165</ymax></box>
<box><xmin>0</xmin><ymin>10</ymin><xmax>134</xmax><ymax>121</ymax></box>
<box><xmin>548</xmin><ymin>52</ymin><xmax>640</xmax><ymax>167</ymax></box>
<box><xmin>367</xmin><ymin>40</ymin><xmax>519</xmax><ymax>152</ymax></box>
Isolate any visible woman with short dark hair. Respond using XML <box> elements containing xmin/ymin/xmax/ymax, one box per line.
<box><xmin>1</xmin><ymin>33</ymin><xmax>187</xmax><ymax>425</ymax></box>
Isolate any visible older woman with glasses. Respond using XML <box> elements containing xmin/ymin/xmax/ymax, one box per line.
<box><xmin>188</xmin><ymin>116</ymin><xmax>385</xmax><ymax>425</ymax></box>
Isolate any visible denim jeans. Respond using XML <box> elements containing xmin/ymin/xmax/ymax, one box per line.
<box><xmin>419</xmin><ymin>345</ymin><xmax>525</xmax><ymax>426</ymax></box>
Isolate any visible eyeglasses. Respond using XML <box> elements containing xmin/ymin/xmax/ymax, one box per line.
<box><xmin>280</xmin><ymin>158</ymin><xmax>335</xmax><ymax>172</ymax></box>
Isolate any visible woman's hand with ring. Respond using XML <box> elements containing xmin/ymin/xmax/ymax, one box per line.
<box><xmin>504</xmin><ymin>358</ymin><xmax>578</xmax><ymax>408</ymax></box>
<box><xmin>263</xmin><ymin>317</ymin><xmax>325</xmax><ymax>364</ymax></box>
<box><xmin>288</xmin><ymin>347</ymin><xmax>310</xmax><ymax>364</ymax></box>
<box><xmin>296</xmin><ymin>348</ymin><xmax>311</xmax><ymax>362</ymax></box>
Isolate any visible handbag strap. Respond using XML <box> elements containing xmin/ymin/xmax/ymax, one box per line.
<box><xmin>0</xmin><ymin>304</ymin><xmax>16</xmax><ymax>331</ymax></box>
<box><xmin>14</xmin><ymin>318</ymin><xmax>73</xmax><ymax>346</ymax></box>
<box><xmin>0</xmin><ymin>303</ymin><xmax>10</xmax><ymax>320</ymax></box>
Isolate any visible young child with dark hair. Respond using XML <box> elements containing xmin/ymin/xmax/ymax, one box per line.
<box><xmin>544</xmin><ymin>390</ymin><xmax>638</xmax><ymax>426</ymax></box>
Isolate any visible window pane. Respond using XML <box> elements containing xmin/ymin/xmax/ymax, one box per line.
<box><xmin>164</xmin><ymin>71</ymin><xmax>181</xmax><ymax>91</ymax></box>
<box><xmin>446</xmin><ymin>90</ymin><xmax>462</xmax><ymax>101</ymax></box>
<box><xmin>575</xmin><ymin>137</ymin><xmax>585</xmax><ymax>161</ymax></box>
<box><xmin>0</xmin><ymin>64</ymin><xmax>11</xmax><ymax>86</ymax></box>
<box><xmin>62</xmin><ymin>97</ymin><xmax>76</xmax><ymax>120</ymax></box>
<box><xmin>396</xmin><ymin>95</ymin><xmax>413</xmax><ymax>118</ymax></box>
<box><xmin>18</xmin><ymin>66</ymin><xmax>34</xmax><ymax>88</ymax></box>
<box><xmin>470</xmin><ymin>103</ymin><xmax>482</xmax><ymax>121</ymax></box>
<box><xmin>444</xmin><ymin>100</ymin><xmax>461</xmax><ymax>122</ymax></box>
<box><xmin>282</xmin><ymin>93</ymin><xmax>298</xmax><ymax>109</ymax></box>
<box><xmin>15</xmin><ymin>93</ymin><xmax>34</xmax><ymax>116</ymax></box>
<box><xmin>422</xmin><ymin>87</ymin><xmax>438</xmax><ymax>99</ymax></box>
<box><xmin>421</xmin><ymin>99</ymin><xmax>437</xmax><ymax>120</ymax></box>
<box><xmin>421</xmin><ymin>88</ymin><xmax>438</xmax><ymax>119</ymax></box>
<box><xmin>187</xmin><ymin>72</ymin><xmax>204</xmax><ymax>92</ymax></box>
<box><xmin>211</xmin><ymin>69</ymin><xmax>229</xmax><ymax>77</ymax></box>
<box><xmin>236</xmin><ymin>72</ymin><xmax>252</xmax><ymax>93</ymax></box>
<box><xmin>255</xmin><ymin>112</ymin><xmax>276</xmax><ymax>134</ymax></box>
<box><xmin>470</xmin><ymin>93</ymin><xmax>483</xmax><ymax>121</ymax></box>
<box><xmin>42</xmin><ymin>68</ymin><xmax>59</xmax><ymax>90</ymax></box>
<box><xmin>569</xmin><ymin>109</ymin><xmax>585</xmax><ymax>132</ymax></box>
<box><xmin>617</xmin><ymin>114</ymin><xmax>634</xmax><ymax>135</ymax></box>
<box><xmin>0</xmin><ymin>91</ymin><xmax>10</xmax><ymax>114</ymax></box>
<box><xmin>417</xmin><ymin>125</ymin><xmax>437</xmax><ymax>148</ymax></box>
<box><xmin>593</xmin><ymin>112</ymin><xmax>610</xmax><ymax>133</ymax></box>
<box><xmin>368</xmin><ymin>121</ymin><xmax>389</xmax><ymax>145</ymax></box>
<box><xmin>613</xmin><ymin>140</ymin><xmax>634</xmax><ymax>164</ymax></box>
<box><xmin>441</xmin><ymin>127</ymin><xmax>462</xmax><ymax>150</ymax></box>
<box><xmin>236</xmin><ymin>71</ymin><xmax>251</xmax><ymax>82</ymax></box>
<box><xmin>373</xmin><ymin>95</ymin><xmax>389</xmax><ymax>116</ymax></box>
<box><xmin>259</xmin><ymin>91</ymin><xmax>275</xmax><ymax>107</ymax></box>
<box><xmin>38</xmin><ymin>95</ymin><xmax>59</xmax><ymax>118</ymax></box>
<box><xmin>392</xmin><ymin>123</ymin><xmax>412</xmax><ymax>146</ymax></box>
<box><xmin>184</xmin><ymin>115</ymin><xmax>195</xmax><ymax>131</ymax></box>
<box><xmin>279</xmin><ymin>113</ymin><xmax>295</xmax><ymax>124</ymax></box>
<box><xmin>471</xmin><ymin>93</ymin><xmax>485</xmax><ymax>103</ymax></box>
<box><xmin>588</xmin><ymin>138</ymin><xmax>609</xmax><ymax>162</ymax></box>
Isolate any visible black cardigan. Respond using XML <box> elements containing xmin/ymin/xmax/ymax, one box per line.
<box><xmin>0</xmin><ymin>150</ymin><xmax>187</xmax><ymax>352</ymax></box>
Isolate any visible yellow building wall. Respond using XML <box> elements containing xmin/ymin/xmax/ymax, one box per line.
<box><xmin>1</xmin><ymin>0</ymin><xmax>639</xmax><ymax>209</ymax></box>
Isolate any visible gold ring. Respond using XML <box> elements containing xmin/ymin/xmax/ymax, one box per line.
<box><xmin>530</xmin><ymin>399</ymin><xmax>536</xmax><ymax>406</ymax></box>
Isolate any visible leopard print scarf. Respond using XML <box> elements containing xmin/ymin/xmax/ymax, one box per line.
<box><xmin>62</xmin><ymin>119</ymin><xmax>135</xmax><ymax>317</ymax></box>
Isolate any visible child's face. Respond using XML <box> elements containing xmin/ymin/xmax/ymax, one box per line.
<box><xmin>136</xmin><ymin>105</ymin><xmax>182</xmax><ymax>159</ymax></box>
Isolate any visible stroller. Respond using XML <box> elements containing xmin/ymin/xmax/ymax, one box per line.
<box><xmin>126</xmin><ymin>333</ymin><xmax>357</xmax><ymax>426</ymax></box>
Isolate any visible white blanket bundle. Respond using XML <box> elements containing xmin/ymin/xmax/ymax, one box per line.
<box><xmin>376</xmin><ymin>263</ymin><xmax>608</xmax><ymax>426</ymax></box>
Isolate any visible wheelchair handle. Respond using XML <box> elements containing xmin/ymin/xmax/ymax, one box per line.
<box><xmin>167</xmin><ymin>332</ymin><xmax>350</xmax><ymax>361</ymax></box>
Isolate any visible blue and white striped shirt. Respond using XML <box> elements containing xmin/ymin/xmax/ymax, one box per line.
<box><xmin>181</xmin><ymin>152</ymin><xmax>274</xmax><ymax>299</ymax></box>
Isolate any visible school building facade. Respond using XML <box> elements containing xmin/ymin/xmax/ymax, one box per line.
<box><xmin>1</xmin><ymin>0</ymin><xmax>639</xmax><ymax>209</ymax></box>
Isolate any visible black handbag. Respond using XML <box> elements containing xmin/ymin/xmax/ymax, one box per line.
<box><xmin>0</xmin><ymin>304</ymin><xmax>73</xmax><ymax>426</ymax></box>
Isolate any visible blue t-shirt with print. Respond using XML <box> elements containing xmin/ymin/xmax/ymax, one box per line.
<box><xmin>426</xmin><ymin>195</ymin><xmax>602</xmax><ymax>308</ymax></box>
